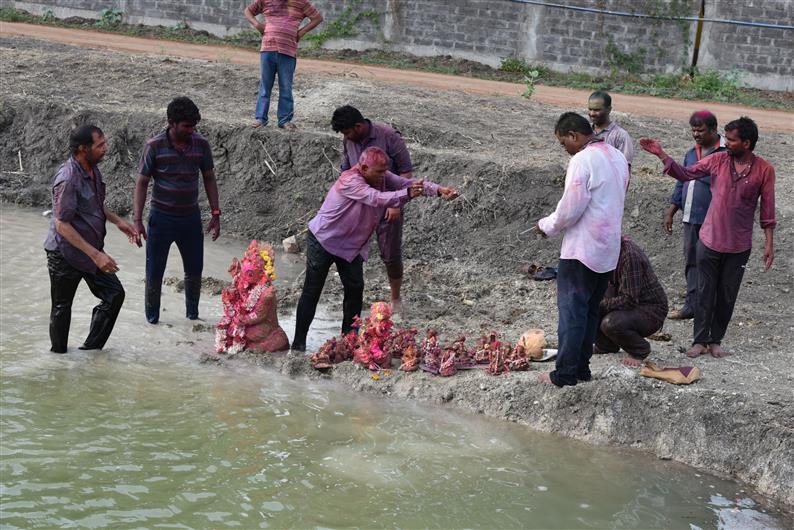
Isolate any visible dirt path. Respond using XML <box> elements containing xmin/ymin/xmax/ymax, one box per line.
<box><xmin>2</xmin><ymin>21</ymin><xmax>793</xmax><ymax>134</ymax></box>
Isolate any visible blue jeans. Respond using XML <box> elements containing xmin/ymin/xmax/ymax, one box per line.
<box><xmin>255</xmin><ymin>51</ymin><xmax>296</xmax><ymax>127</ymax></box>
<box><xmin>551</xmin><ymin>259</ymin><xmax>612</xmax><ymax>387</ymax></box>
<box><xmin>145</xmin><ymin>210</ymin><xmax>204</xmax><ymax>323</ymax></box>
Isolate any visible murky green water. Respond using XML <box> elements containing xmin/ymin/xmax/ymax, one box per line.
<box><xmin>1</xmin><ymin>207</ymin><xmax>789</xmax><ymax>529</ymax></box>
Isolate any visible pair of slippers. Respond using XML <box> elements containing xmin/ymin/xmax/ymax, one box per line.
<box><xmin>520</xmin><ymin>263</ymin><xmax>558</xmax><ymax>281</ymax></box>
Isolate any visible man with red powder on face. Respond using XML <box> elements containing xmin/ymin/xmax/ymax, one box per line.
<box><xmin>663</xmin><ymin>110</ymin><xmax>725</xmax><ymax>321</ymax></box>
<box><xmin>640</xmin><ymin>116</ymin><xmax>776</xmax><ymax>359</ymax></box>
<box><xmin>290</xmin><ymin>147</ymin><xmax>458</xmax><ymax>352</ymax></box>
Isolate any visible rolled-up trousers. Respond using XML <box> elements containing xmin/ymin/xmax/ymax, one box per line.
<box><xmin>47</xmin><ymin>250</ymin><xmax>125</xmax><ymax>353</ymax></box>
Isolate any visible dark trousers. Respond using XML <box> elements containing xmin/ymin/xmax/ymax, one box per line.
<box><xmin>596</xmin><ymin>308</ymin><xmax>665</xmax><ymax>359</ymax></box>
<box><xmin>694</xmin><ymin>241</ymin><xmax>750</xmax><ymax>345</ymax></box>
<box><xmin>682</xmin><ymin>222</ymin><xmax>702</xmax><ymax>313</ymax></box>
<box><xmin>551</xmin><ymin>259</ymin><xmax>611</xmax><ymax>387</ymax></box>
<box><xmin>145</xmin><ymin>210</ymin><xmax>204</xmax><ymax>323</ymax></box>
<box><xmin>47</xmin><ymin>250</ymin><xmax>125</xmax><ymax>353</ymax></box>
<box><xmin>293</xmin><ymin>231</ymin><xmax>364</xmax><ymax>349</ymax></box>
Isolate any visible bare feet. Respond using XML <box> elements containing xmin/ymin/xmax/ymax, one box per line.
<box><xmin>252</xmin><ymin>121</ymin><xmax>265</xmax><ymax>128</ymax></box>
<box><xmin>708</xmin><ymin>344</ymin><xmax>730</xmax><ymax>358</ymax></box>
<box><xmin>538</xmin><ymin>372</ymin><xmax>553</xmax><ymax>385</ymax></box>
<box><xmin>685</xmin><ymin>343</ymin><xmax>708</xmax><ymax>358</ymax></box>
<box><xmin>622</xmin><ymin>355</ymin><xmax>643</xmax><ymax>367</ymax></box>
<box><xmin>390</xmin><ymin>298</ymin><xmax>402</xmax><ymax>315</ymax></box>
<box><xmin>279</xmin><ymin>122</ymin><xmax>297</xmax><ymax>130</ymax></box>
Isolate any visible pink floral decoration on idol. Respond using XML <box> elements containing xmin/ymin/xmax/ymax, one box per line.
<box><xmin>215</xmin><ymin>240</ymin><xmax>288</xmax><ymax>354</ymax></box>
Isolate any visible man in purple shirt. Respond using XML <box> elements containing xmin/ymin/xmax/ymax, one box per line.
<box><xmin>291</xmin><ymin>146</ymin><xmax>458</xmax><ymax>351</ymax></box>
<box><xmin>331</xmin><ymin>105</ymin><xmax>413</xmax><ymax>313</ymax></box>
<box><xmin>44</xmin><ymin>125</ymin><xmax>139</xmax><ymax>353</ymax></box>
<box><xmin>641</xmin><ymin>117</ymin><xmax>776</xmax><ymax>359</ymax></box>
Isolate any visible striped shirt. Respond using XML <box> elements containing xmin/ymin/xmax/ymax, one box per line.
<box><xmin>138</xmin><ymin>130</ymin><xmax>214</xmax><ymax>216</ymax></box>
<box><xmin>247</xmin><ymin>0</ymin><xmax>320</xmax><ymax>57</ymax></box>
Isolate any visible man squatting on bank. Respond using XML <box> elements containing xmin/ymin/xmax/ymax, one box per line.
<box><xmin>664</xmin><ymin>111</ymin><xmax>725</xmax><ymax>321</ymax></box>
<box><xmin>133</xmin><ymin>97</ymin><xmax>221</xmax><ymax>324</ymax></box>
<box><xmin>331</xmin><ymin>105</ymin><xmax>414</xmax><ymax>313</ymax></box>
<box><xmin>45</xmin><ymin>125</ymin><xmax>139</xmax><ymax>353</ymax></box>
<box><xmin>595</xmin><ymin>235</ymin><xmax>668</xmax><ymax>367</ymax></box>
<box><xmin>641</xmin><ymin>117</ymin><xmax>776</xmax><ymax>359</ymax></box>
<box><xmin>291</xmin><ymin>146</ymin><xmax>459</xmax><ymax>352</ymax></box>
<box><xmin>535</xmin><ymin>112</ymin><xmax>629</xmax><ymax>387</ymax></box>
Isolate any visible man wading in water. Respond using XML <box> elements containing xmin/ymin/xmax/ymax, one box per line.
<box><xmin>535</xmin><ymin>112</ymin><xmax>629</xmax><ymax>387</ymax></box>
<box><xmin>44</xmin><ymin>125</ymin><xmax>139</xmax><ymax>353</ymax></box>
<box><xmin>133</xmin><ymin>97</ymin><xmax>221</xmax><ymax>324</ymax></box>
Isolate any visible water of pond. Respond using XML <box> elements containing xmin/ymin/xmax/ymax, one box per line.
<box><xmin>0</xmin><ymin>207</ymin><xmax>789</xmax><ymax>529</ymax></box>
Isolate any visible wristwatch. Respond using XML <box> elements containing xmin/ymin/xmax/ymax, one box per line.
<box><xmin>211</xmin><ymin>209</ymin><xmax>221</xmax><ymax>216</ymax></box>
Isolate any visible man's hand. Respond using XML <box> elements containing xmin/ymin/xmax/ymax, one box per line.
<box><xmin>639</xmin><ymin>138</ymin><xmax>664</xmax><ymax>158</ymax></box>
<box><xmin>94</xmin><ymin>252</ymin><xmax>119</xmax><ymax>274</ymax></box>
<box><xmin>118</xmin><ymin>221</ymin><xmax>142</xmax><ymax>247</ymax></box>
<box><xmin>384</xmin><ymin>207</ymin><xmax>401</xmax><ymax>223</ymax></box>
<box><xmin>763</xmin><ymin>243</ymin><xmax>774</xmax><ymax>271</ymax></box>
<box><xmin>532</xmin><ymin>223</ymin><xmax>547</xmax><ymax>238</ymax></box>
<box><xmin>134</xmin><ymin>220</ymin><xmax>147</xmax><ymax>244</ymax></box>
<box><xmin>438</xmin><ymin>186</ymin><xmax>459</xmax><ymax>201</ymax></box>
<box><xmin>663</xmin><ymin>212</ymin><xmax>674</xmax><ymax>235</ymax></box>
<box><xmin>206</xmin><ymin>215</ymin><xmax>221</xmax><ymax>241</ymax></box>
<box><xmin>409</xmin><ymin>179</ymin><xmax>425</xmax><ymax>199</ymax></box>
<box><xmin>256</xmin><ymin>22</ymin><xmax>265</xmax><ymax>35</ymax></box>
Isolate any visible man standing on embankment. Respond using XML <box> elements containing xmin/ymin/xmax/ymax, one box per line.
<box><xmin>535</xmin><ymin>112</ymin><xmax>629</xmax><ymax>387</ymax></box>
<box><xmin>640</xmin><ymin>116</ymin><xmax>776</xmax><ymax>359</ymax></box>
<box><xmin>331</xmin><ymin>104</ymin><xmax>415</xmax><ymax>314</ymax></box>
<box><xmin>244</xmin><ymin>0</ymin><xmax>323</xmax><ymax>129</ymax></box>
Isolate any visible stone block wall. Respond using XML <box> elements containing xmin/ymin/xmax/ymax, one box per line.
<box><xmin>6</xmin><ymin>0</ymin><xmax>793</xmax><ymax>90</ymax></box>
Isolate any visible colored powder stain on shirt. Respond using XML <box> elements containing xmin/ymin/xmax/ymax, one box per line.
<box><xmin>663</xmin><ymin>151</ymin><xmax>776</xmax><ymax>254</ymax></box>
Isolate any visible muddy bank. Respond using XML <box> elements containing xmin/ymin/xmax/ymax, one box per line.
<box><xmin>1</xmin><ymin>37</ymin><xmax>793</xmax><ymax>510</ymax></box>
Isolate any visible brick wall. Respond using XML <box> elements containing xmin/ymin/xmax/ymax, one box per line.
<box><xmin>699</xmin><ymin>0</ymin><xmax>794</xmax><ymax>91</ymax></box>
<box><xmin>7</xmin><ymin>0</ymin><xmax>793</xmax><ymax>90</ymax></box>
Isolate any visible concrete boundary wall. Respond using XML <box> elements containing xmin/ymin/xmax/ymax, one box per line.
<box><xmin>6</xmin><ymin>0</ymin><xmax>793</xmax><ymax>90</ymax></box>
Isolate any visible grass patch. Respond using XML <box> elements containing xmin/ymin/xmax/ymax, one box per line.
<box><xmin>2</xmin><ymin>7</ymin><xmax>791</xmax><ymax>111</ymax></box>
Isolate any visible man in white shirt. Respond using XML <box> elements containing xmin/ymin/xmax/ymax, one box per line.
<box><xmin>535</xmin><ymin>112</ymin><xmax>630</xmax><ymax>387</ymax></box>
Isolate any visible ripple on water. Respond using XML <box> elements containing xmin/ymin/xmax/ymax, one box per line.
<box><xmin>1</xmin><ymin>207</ymin><xmax>791</xmax><ymax>529</ymax></box>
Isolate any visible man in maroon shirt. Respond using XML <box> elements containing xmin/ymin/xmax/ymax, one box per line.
<box><xmin>640</xmin><ymin>117</ymin><xmax>776</xmax><ymax>359</ymax></box>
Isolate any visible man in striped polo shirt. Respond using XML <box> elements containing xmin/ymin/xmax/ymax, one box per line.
<box><xmin>133</xmin><ymin>97</ymin><xmax>221</xmax><ymax>324</ymax></box>
<box><xmin>244</xmin><ymin>0</ymin><xmax>324</xmax><ymax>130</ymax></box>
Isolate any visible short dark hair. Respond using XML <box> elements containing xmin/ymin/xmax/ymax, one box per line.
<box><xmin>689</xmin><ymin>110</ymin><xmax>718</xmax><ymax>130</ymax></box>
<box><xmin>69</xmin><ymin>124</ymin><xmax>103</xmax><ymax>155</ymax></box>
<box><xmin>167</xmin><ymin>96</ymin><xmax>201</xmax><ymax>124</ymax></box>
<box><xmin>589</xmin><ymin>90</ymin><xmax>612</xmax><ymax>108</ymax></box>
<box><xmin>725</xmin><ymin>116</ymin><xmax>758</xmax><ymax>151</ymax></box>
<box><xmin>331</xmin><ymin>105</ymin><xmax>366</xmax><ymax>132</ymax></box>
<box><xmin>555</xmin><ymin>112</ymin><xmax>593</xmax><ymax>136</ymax></box>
